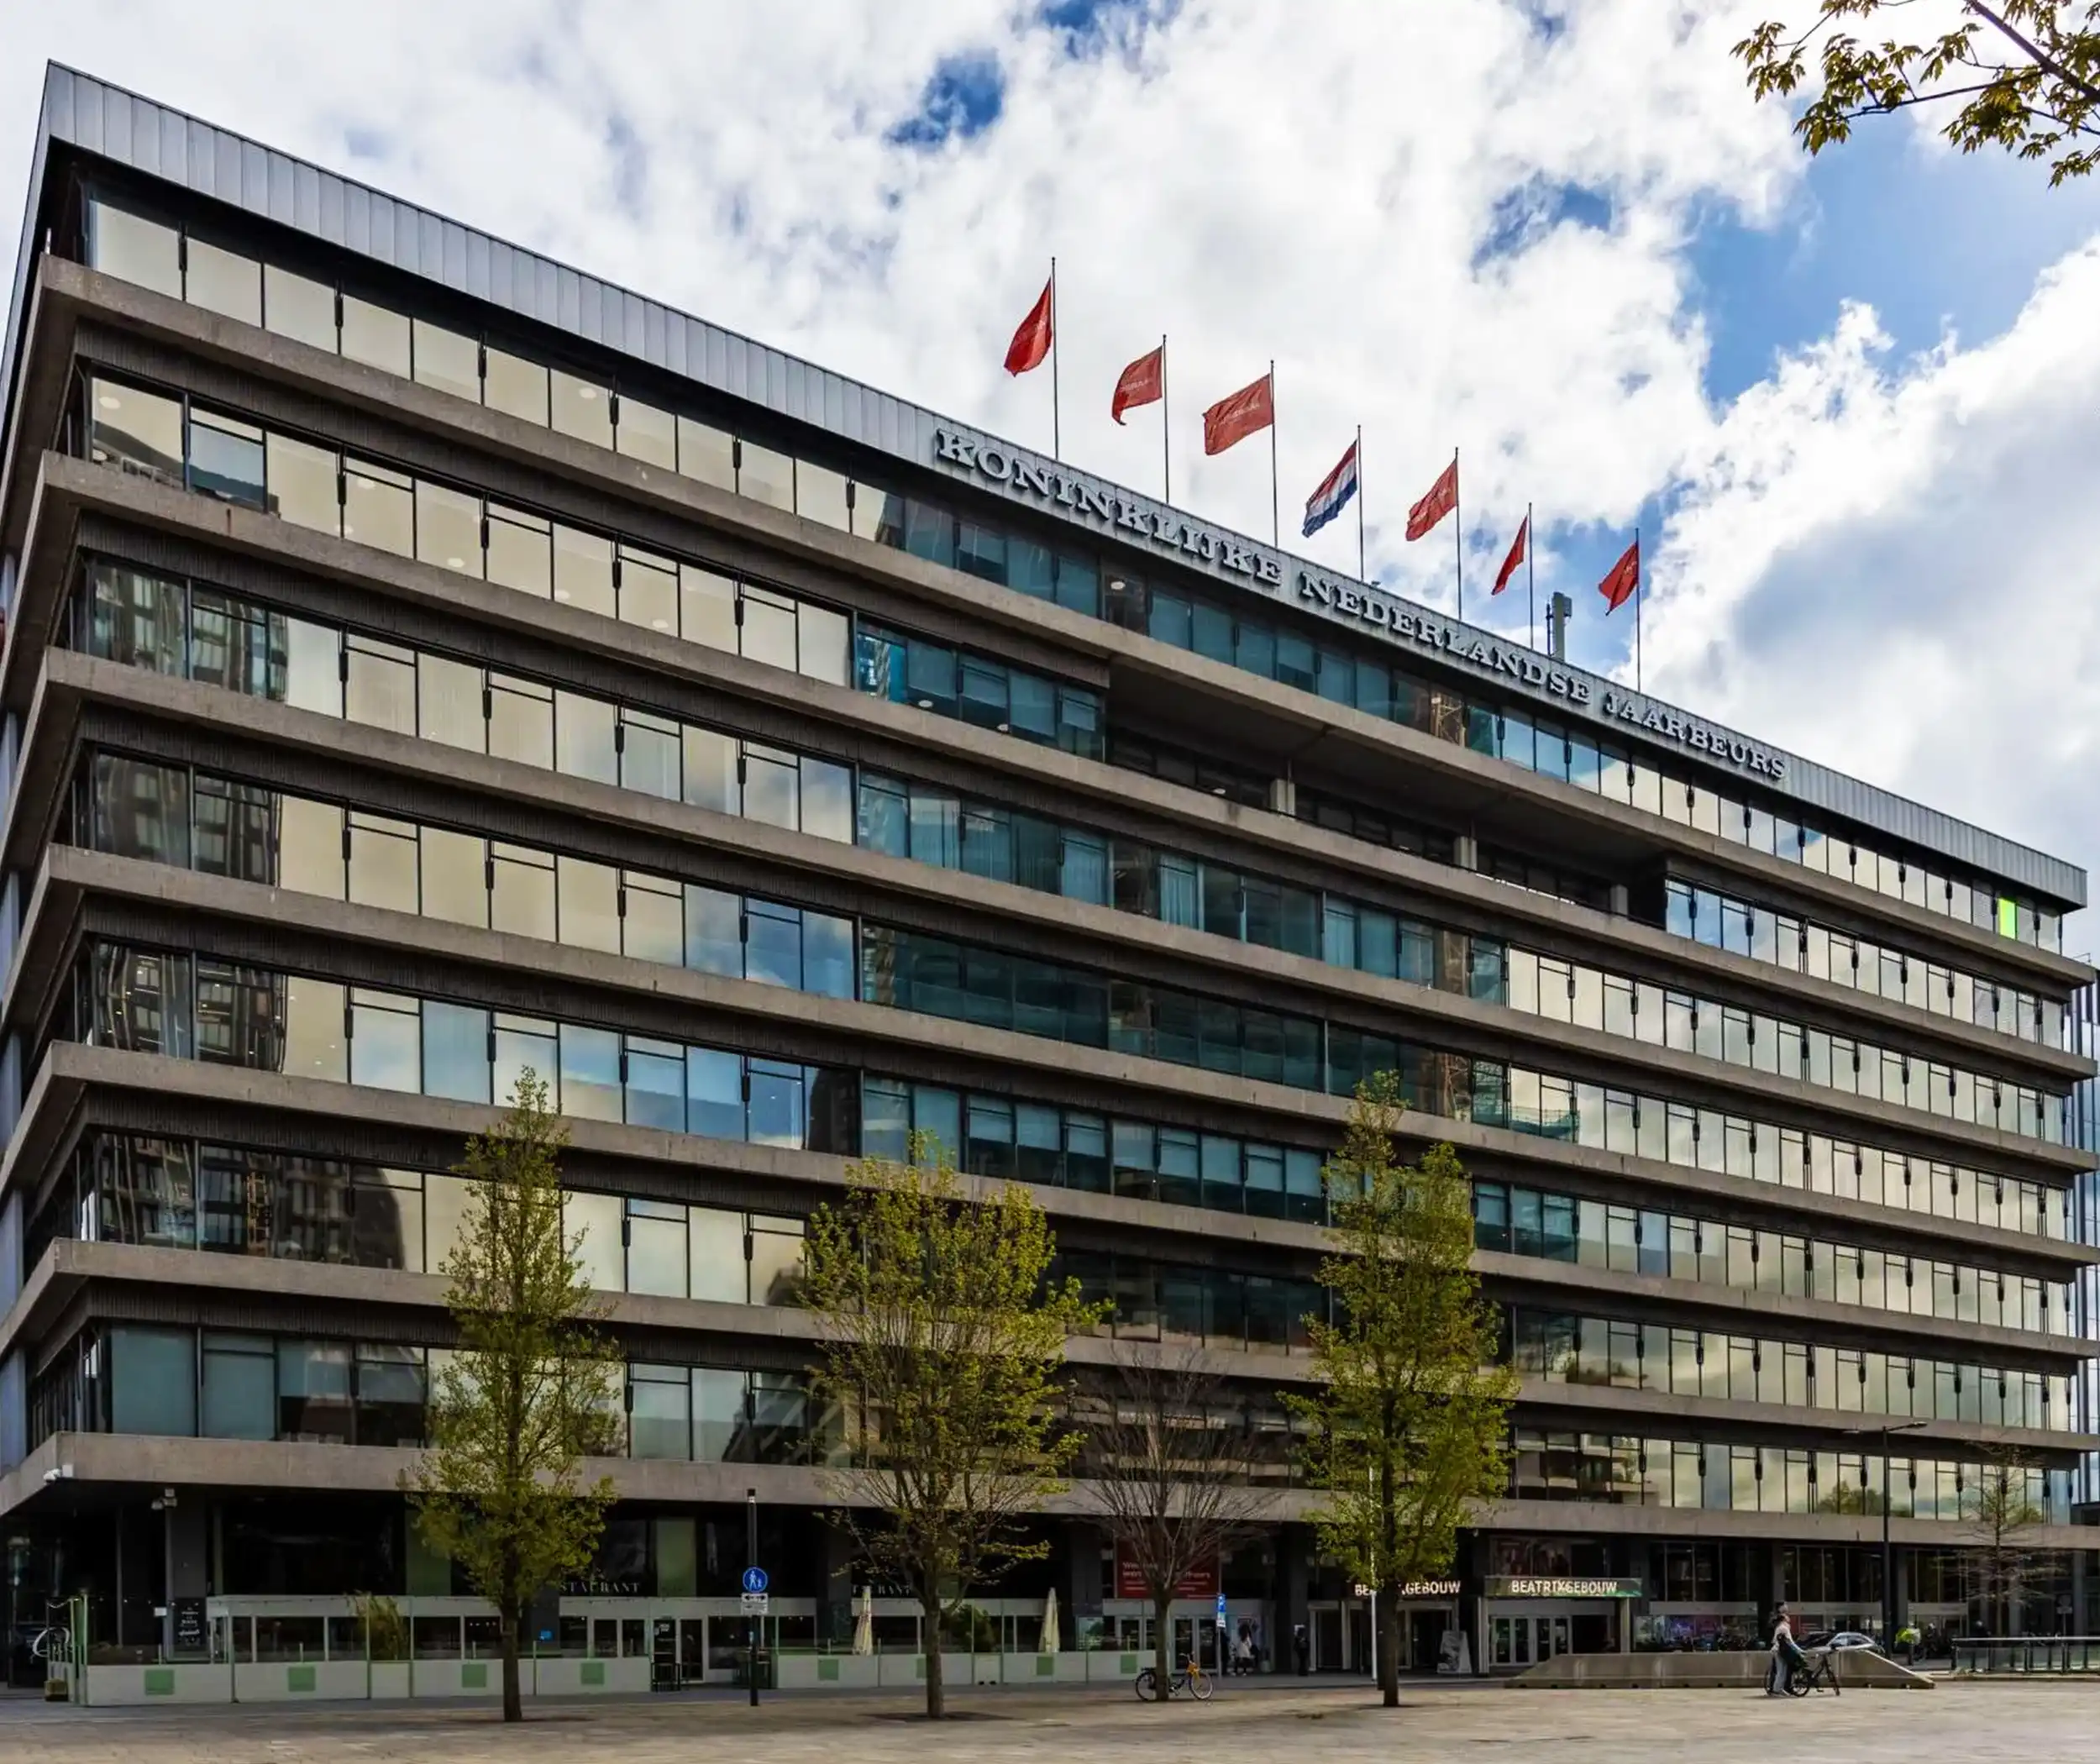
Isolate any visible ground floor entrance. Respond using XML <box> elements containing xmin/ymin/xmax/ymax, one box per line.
<box><xmin>1305</xmin><ymin>1599</ymin><xmax>1457</xmax><ymax>1674</ymax></box>
<box><xmin>1483</xmin><ymin>1601</ymin><xmax>1627</xmax><ymax>1671</ymax></box>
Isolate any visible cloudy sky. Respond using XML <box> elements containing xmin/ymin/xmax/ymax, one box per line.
<box><xmin>3</xmin><ymin>1</ymin><xmax>2098</xmax><ymax>931</ymax></box>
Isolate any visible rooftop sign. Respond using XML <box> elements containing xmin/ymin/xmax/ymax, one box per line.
<box><xmin>932</xmin><ymin>426</ymin><xmax>1788</xmax><ymax>782</ymax></box>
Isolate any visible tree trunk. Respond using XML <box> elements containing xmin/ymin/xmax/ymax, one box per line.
<box><xmin>1153</xmin><ymin>1592</ymin><xmax>1173</xmax><ymax>1699</ymax></box>
<box><xmin>922</xmin><ymin>1593</ymin><xmax>945</xmax><ymax>1719</ymax></box>
<box><xmin>501</xmin><ymin>1601</ymin><xmax>522</xmax><ymax>1724</ymax></box>
<box><xmin>1378</xmin><ymin>1583</ymin><xmax>1399</xmax><ymax>1708</ymax></box>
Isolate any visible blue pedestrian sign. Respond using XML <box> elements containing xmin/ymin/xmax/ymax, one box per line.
<box><xmin>1215</xmin><ymin>1592</ymin><xmax>1227</xmax><ymax>1619</ymax></box>
<box><xmin>742</xmin><ymin>1566</ymin><xmax>769</xmax><ymax>1595</ymax></box>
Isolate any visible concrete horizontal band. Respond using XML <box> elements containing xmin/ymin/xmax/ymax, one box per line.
<box><xmin>3</xmin><ymin>1052</ymin><xmax>2087</xmax><ymax>1393</ymax></box>
<box><xmin>7</xmin><ymin>1431</ymin><xmax>2090</xmax><ymax>1552</ymax></box>
<box><xmin>11</xmin><ymin>639</ymin><xmax>2090</xmax><ymax>1192</ymax></box>
<box><xmin>9</xmin><ymin>864</ymin><xmax>2092</xmax><ymax>1289</ymax></box>
<box><xmin>16</xmin><ymin>470</ymin><xmax>2087</xmax><ymax>1109</ymax></box>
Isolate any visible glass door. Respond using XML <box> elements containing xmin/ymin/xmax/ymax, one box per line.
<box><xmin>1491</xmin><ymin>1614</ymin><xmax>1534</xmax><ymax>1667</ymax></box>
<box><xmin>1312</xmin><ymin>1605</ymin><xmax>1343</xmax><ymax>1670</ymax></box>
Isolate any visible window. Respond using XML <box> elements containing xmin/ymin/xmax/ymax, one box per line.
<box><xmin>90</xmin><ymin>378</ymin><xmax>184</xmax><ymax>486</ymax></box>
<box><xmin>110</xmin><ymin>1326</ymin><xmax>196</xmax><ymax>1436</ymax></box>
<box><xmin>341</xmin><ymin>297</ymin><xmax>412</xmax><ymax>377</ymax></box>
<box><xmin>88</xmin><ymin>201</ymin><xmax>182</xmax><ymax>297</ymax></box>
<box><xmin>264</xmin><ymin>265</ymin><xmax>338</xmax><ymax>352</ymax></box>
<box><xmin>277</xmin><ymin>1341</ymin><xmax>353</xmax><ymax>1441</ymax></box>
<box><xmin>201</xmin><ymin>1332</ymin><xmax>275</xmax><ymax>1440</ymax></box>
<box><xmin>188</xmin><ymin>409</ymin><xmax>266</xmax><ymax>507</ymax></box>
<box><xmin>412</xmin><ymin>321</ymin><xmax>480</xmax><ymax>403</ymax></box>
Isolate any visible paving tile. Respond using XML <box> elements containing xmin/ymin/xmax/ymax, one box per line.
<box><xmin>3</xmin><ymin>1680</ymin><xmax>2097</xmax><ymax>1764</ymax></box>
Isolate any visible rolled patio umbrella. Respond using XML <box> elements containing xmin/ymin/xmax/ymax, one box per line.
<box><xmin>853</xmin><ymin>1588</ymin><xmax>874</xmax><ymax>1656</ymax></box>
<box><xmin>1042</xmin><ymin>1587</ymin><xmax>1060</xmax><ymax>1655</ymax></box>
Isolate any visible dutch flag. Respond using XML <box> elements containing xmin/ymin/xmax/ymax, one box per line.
<box><xmin>1301</xmin><ymin>440</ymin><xmax>1360</xmax><ymax>539</ymax></box>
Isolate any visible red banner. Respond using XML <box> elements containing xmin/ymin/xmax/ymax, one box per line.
<box><xmin>1116</xmin><ymin>1549</ymin><xmax>1219</xmax><ymax>1601</ymax></box>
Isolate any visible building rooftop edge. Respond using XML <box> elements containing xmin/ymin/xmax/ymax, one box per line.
<box><xmin>3</xmin><ymin>61</ymin><xmax>2084</xmax><ymax>911</ymax></box>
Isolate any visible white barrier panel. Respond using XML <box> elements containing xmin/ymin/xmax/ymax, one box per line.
<box><xmin>82</xmin><ymin>1649</ymin><xmax>1147</xmax><ymax>1704</ymax></box>
<box><xmin>231</xmin><ymin>1661</ymin><xmax>370</xmax><ymax>1702</ymax></box>
<box><xmin>533</xmin><ymin>1656</ymin><xmax>650</xmax><ymax>1696</ymax></box>
<box><xmin>776</xmin><ymin>1653</ymin><xmax>882</xmax><ymax>1690</ymax></box>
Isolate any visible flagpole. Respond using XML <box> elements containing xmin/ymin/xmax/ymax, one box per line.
<box><xmin>1268</xmin><ymin>360</ymin><xmax>1278</xmax><ymax>547</ymax></box>
<box><xmin>1526</xmin><ymin>501</ymin><xmax>1536</xmax><ymax>651</ymax></box>
<box><xmin>1160</xmin><ymin>334</ymin><xmax>1171</xmax><ymax>502</ymax></box>
<box><xmin>1049</xmin><ymin>257</ymin><xmax>1061</xmax><ymax>460</ymax></box>
<box><xmin>1635</xmin><ymin>524</ymin><xmax>1643</xmax><ymax>693</ymax></box>
<box><xmin>1355</xmin><ymin>423</ymin><xmax>1366</xmax><ymax>581</ymax></box>
<box><xmin>1452</xmin><ymin>446</ymin><xmax>1463</xmax><ymax>622</ymax></box>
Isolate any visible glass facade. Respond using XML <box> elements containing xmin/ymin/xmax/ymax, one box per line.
<box><xmin>79</xmin><ymin>195</ymin><xmax>2073</xmax><ymax>951</ymax></box>
<box><xmin>5</xmin><ymin>160</ymin><xmax>2082</xmax><ymax>1654</ymax></box>
<box><xmin>67</xmin><ymin>564</ymin><xmax>2079</xmax><ymax>1226</ymax></box>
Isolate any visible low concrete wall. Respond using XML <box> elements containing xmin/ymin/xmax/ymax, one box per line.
<box><xmin>1514</xmin><ymin>1650</ymin><xmax>1933</xmax><ymax>1691</ymax></box>
<box><xmin>78</xmin><ymin>1654</ymin><xmax>651</xmax><ymax>1705</ymax></box>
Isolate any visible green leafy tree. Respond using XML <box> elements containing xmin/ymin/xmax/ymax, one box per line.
<box><xmin>802</xmin><ymin>1142</ymin><xmax>1101</xmax><ymax>1719</ymax></box>
<box><xmin>409</xmin><ymin>1074</ymin><xmax>622</xmax><ymax>1722</ymax></box>
<box><xmin>1286</xmin><ymin>1078</ymin><xmax>1515</xmax><ymax>1708</ymax></box>
<box><xmin>1735</xmin><ymin>3</ymin><xmax>2100</xmax><ymax>185</ymax></box>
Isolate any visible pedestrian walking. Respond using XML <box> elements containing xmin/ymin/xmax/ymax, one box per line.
<box><xmin>1767</xmin><ymin>1603</ymin><xmax>1796</xmax><ymax>1696</ymax></box>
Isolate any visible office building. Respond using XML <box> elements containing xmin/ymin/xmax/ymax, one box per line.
<box><xmin>1</xmin><ymin>66</ymin><xmax>2094</xmax><ymax>1685</ymax></box>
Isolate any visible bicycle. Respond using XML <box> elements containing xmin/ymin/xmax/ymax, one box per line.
<box><xmin>1134</xmin><ymin>1656</ymin><xmax>1215</xmax><ymax>1701</ymax></box>
<box><xmin>1784</xmin><ymin>1649</ymin><xmax>1842</xmax><ymax>1697</ymax></box>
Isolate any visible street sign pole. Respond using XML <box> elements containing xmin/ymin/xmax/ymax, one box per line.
<box><xmin>746</xmin><ymin>1488</ymin><xmax>760</xmax><ymax>1707</ymax></box>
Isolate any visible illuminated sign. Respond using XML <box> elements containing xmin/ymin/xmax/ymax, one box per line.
<box><xmin>1484</xmin><ymin>1577</ymin><xmax>1643</xmax><ymax>1600</ymax></box>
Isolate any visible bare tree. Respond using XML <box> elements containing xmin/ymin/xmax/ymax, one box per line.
<box><xmin>1961</xmin><ymin>1447</ymin><xmax>2057</xmax><ymax>1635</ymax></box>
<box><xmin>1078</xmin><ymin>1345</ymin><xmax>1278</xmax><ymax>1698</ymax></box>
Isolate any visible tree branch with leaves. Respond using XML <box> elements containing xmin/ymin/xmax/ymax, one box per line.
<box><xmin>1286</xmin><ymin>1078</ymin><xmax>1515</xmax><ymax>1709</ymax></box>
<box><xmin>1735</xmin><ymin>2</ymin><xmax>2100</xmax><ymax>185</ymax></box>
<box><xmin>1077</xmin><ymin>1344</ymin><xmax>1278</xmax><ymax>1698</ymax></box>
<box><xmin>802</xmin><ymin>1142</ymin><xmax>1103</xmax><ymax>1719</ymax></box>
<box><xmin>408</xmin><ymin>1074</ymin><xmax>622</xmax><ymax>1723</ymax></box>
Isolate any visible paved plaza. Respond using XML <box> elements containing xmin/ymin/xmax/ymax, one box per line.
<box><xmin>4</xmin><ymin>1680</ymin><xmax>2098</xmax><ymax>1764</ymax></box>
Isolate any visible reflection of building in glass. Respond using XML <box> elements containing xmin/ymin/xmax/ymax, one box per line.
<box><xmin>3</xmin><ymin>66</ymin><xmax>2096</xmax><ymax>1688</ymax></box>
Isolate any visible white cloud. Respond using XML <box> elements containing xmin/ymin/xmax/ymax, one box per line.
<box><xmin>1646</xmin><ymin>240</ymin><xmax>2100</xmax><ymax>920</ymax></box>
<box><xmin>0</xmin><ymin>0</ymin><xmax>1796</xmax><ymax>620</ymax></box>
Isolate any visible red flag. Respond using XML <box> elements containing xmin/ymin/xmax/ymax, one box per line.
<box><xmin>1492</xmin><ymin>514</ymin><xmax>1528</xmax><ymax>597</ymax></box>
<box><xmin>1111</xmin><ymin>344</ymin><xmax>1164</xmax><ymax>423</ymax></box>
<box><xmin>1004</xmin><ymin>276</ymin><xmax>1054</xmax><ymax>375</ymax></box>
<box><xmin>1405</xmin><ymin>457</ymin><xmax>1458</xmax><ymax>540</ymax></box>
<box><xmin>1599</xmin><ymin>536</ymin><xmax>1641</xmax><ymax>612</ymax></box>
<box><xmin>1202</xmin><ymin>373</ymin><xmax>1273</xmax><ymax>455</ymax></box>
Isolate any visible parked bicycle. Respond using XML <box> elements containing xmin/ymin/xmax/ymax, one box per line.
<box><xmin>1134</xmin><ymin>1656</ymin><xmax>1215</xmax><ymax>1701</ymax></box>
<box><xmin>1785</xmin><ymin>1649</ymin><xmax>1842</xmax><ymax>1697</ymax></box>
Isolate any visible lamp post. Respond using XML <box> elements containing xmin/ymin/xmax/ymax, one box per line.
<box><xmin>1848</xmin><ymin>1420</ymin><xmax>1929</xmax><ymax>1645</ymax></box>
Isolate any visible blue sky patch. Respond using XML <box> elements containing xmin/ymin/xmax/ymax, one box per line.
<box><xmin>1474</xmin><ymin>176</ymin><xmax>1613</xmax><ymax>269</ymax></box>
<box><xmin>1688</xmin><ymin>125</ymin><xmax>2100</xmax><ymax>406</ymax></box>
<box><xmin>887</xmin><ymin>50</ymin><xmax>1006</xmax><ymax>150</ymax></box>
